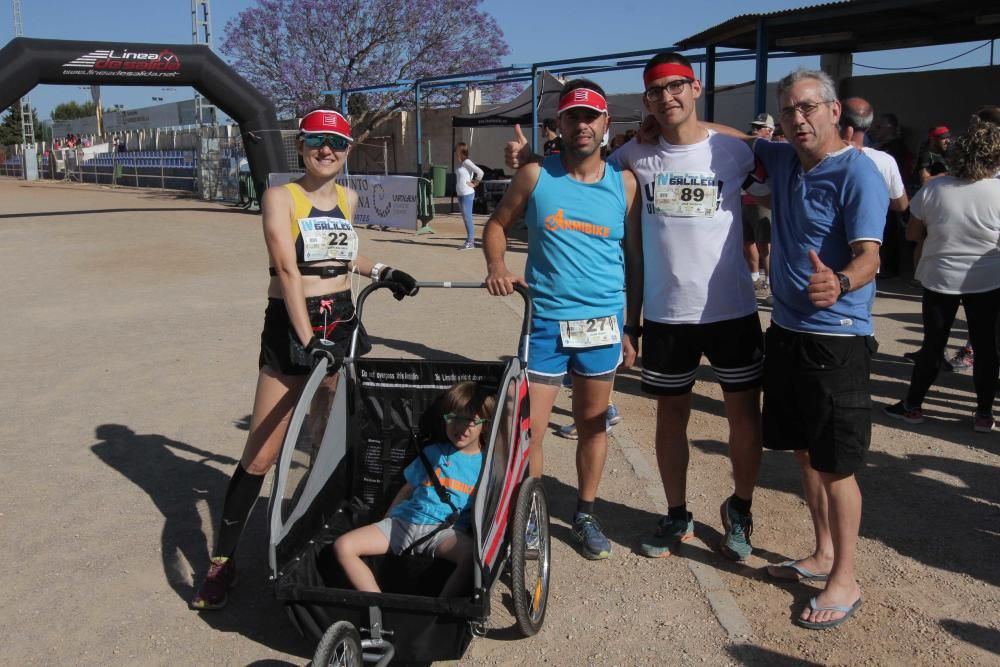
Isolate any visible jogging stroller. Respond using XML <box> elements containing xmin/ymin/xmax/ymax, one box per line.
<box><xmin>267</xmin><ymin>282</ymin><xmax>551</xmax><ymax>665</ymax></box>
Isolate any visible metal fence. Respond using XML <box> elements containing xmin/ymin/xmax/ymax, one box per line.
<box><xmin>1</xmin><ymin>125</ymin><xmax>394</xmax><ymax>205</ymax></box>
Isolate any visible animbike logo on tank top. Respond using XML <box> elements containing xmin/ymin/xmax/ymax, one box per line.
<box><xmin>543</xmin><ymin>208</ymin><xmax>611</xmax><ymax>238</ymax></box>
<box><xmin>62</xmin><ymin>48</ymin><xmax>182</xmax><ymax>77</ymax></box>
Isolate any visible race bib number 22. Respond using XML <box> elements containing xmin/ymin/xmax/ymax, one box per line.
<box><xmin>298</xmin><ymin>216</ymin><xmax>358</xmax><ymax>262</ymax></box>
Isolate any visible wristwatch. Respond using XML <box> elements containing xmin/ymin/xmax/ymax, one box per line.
<box><xmin>623</xmin><ymin>324</ymin><xmax>643</xmax><ymax>339</ymax></box>
<box><xmin>836</xmin><ymin>272</ymin><xmax>851</xmax><ymax>298</ymax></box>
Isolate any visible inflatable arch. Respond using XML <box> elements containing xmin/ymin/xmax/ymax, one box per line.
<box><xmin>0</xmin><ymin>37</ymin><xmax>287</xmax><ymax>196</ymax></box>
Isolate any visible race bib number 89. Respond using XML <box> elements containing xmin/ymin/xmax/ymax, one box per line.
<box><xmin>653</xmin><ymin>172</ymin><xmax>719</xmax><ymax>218</ymax></box>
<box><xmin>559</xmin><ymin>314</ymin><xmax>621</xmax><ymax>348</ymax></box>
<box><xmin>298</xmin><ymin>216</ymin><xmax>358</xmax><ymax>262</ymax></box>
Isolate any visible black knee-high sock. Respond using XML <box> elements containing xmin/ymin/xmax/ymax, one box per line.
<box><xmin>213</xmin><ymin>464</ymin><xmax>265</xmax><ymax>559</ymax></box>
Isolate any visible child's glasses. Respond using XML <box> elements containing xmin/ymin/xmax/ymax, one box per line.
<box><xmin>443</xmin><ymin>413</ymin><xmax>490</xmax><ymax>428</ymax></box>
<box><xmin>302</xmin><ymin>133</ymin><xmax>350</xmax><ymax>151</ymax></box>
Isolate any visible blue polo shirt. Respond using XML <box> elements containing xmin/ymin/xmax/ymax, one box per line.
<box><xmin>754</xmin><ymin>140</ymin><xmax>887</xmax><ymax>336</ymax></box>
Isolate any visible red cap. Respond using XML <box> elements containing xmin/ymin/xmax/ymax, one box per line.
<box><xmin>558</xmin><ymin>88</ymin><xmax>608</xmax><ymax>114</ymax></box>
<box><xmin>299</xmin><ymin>110</ymin><xmax>352</xmax><ymax>142</ymax></box>
<box><xmin>643</xmin><ymin>63</ymin><xmax>696</xmax><ymax>89</ymax></box>
<box><xmin>928</xmin><ymin>126</ymin><xmax>950</xmax><ymax>139</ymax></box>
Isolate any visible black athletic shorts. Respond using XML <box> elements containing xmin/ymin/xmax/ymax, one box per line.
<box><xmin>762</xmin><ymin>324</ymin><xmax>877</xmax><ymax>475</ymax></box>
<box><xmin>258</xmin><ymin>290</ymin><xmax>369</xmax><ymax>376</ymax></box>
<box><xmin>742</xmin><ymin>203</ymin><xmax>772</xmax><ymax>244</ymax></box>
<box><xmin>640</xmin><ymin>312</ymin><xmax>764</xmax><ymax>395</ymax></box>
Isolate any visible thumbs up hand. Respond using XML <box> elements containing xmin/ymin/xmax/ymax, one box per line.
<box><xmin>504</xmin><ymin>123</ymin><xmax>532</xmax><ymax>170</ymax></box>
<box><xmin>806</xmin><ymin>249</ymin><xmax>840</xmax><ymax>308</ymax></box>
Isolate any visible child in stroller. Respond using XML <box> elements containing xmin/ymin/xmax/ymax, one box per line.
<box><xmin>333</xmin><ymin>381</ymin><xmax>497</xmax><ymax>598</ymax></box>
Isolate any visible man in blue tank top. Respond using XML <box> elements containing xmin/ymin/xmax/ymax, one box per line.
<box><xmin>484</xmin><ymin>79</ymin><xmax>641</xmax><ymax>561</ymax></box>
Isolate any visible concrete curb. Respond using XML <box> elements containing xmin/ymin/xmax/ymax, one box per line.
<box><xmin>613</xmin><ymin>431</ymin><xmax>754</xmax><ymax>641</ymax></box>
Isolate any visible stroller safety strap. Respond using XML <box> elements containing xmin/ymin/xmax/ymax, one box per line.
<box><xmin>401</xmin><ymin>428</ymin><xmax>465</xmax><ymax>556</ymax></box>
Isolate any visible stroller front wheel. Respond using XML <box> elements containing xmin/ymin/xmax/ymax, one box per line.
<box><xmin>313</xmin><ymin>620</ymin><xmax>363</xmax><ymax>667</ymax></box>
<box><xmin>509</xmin><ymin>477</ymin><xmax>551</xmax><ymax>636</ymax></box>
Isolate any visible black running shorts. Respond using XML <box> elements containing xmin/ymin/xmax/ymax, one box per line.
<box><xmin>258</xmin><ymin>290</ymin><xmax>368</xmax><ymax>375</ymax></box>
<box><xmin>640</xmin><ymin>313</ymin><xmax>764</xmax><ymax>395</ymax></box>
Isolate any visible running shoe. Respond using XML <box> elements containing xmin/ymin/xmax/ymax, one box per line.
<box><xmin>459</xmin><ymin>241</ymin><xmax>475</xmax><ymax>250</ymax></box>
<box><xmin>571</xmin><ymin>513</ymin><xmax>612</xmax><ymax>560</ymax></box>
<box><xmin>638</xmin><ymin>513</ymin><xmax>694</xmax><ymax>558</ymax></box>
<box><xmin>973</xmin><ymin>412</ymin><xmax>995</xmax><ymax>433</ymax></box>
<box><xmin>753</xmin><ymin>277</ymin><xmax>770</xmax><ymax>298</ymax></box>
<box><xmin>190</xmin><ymin>557</ymin><xmax>237</xmax><ymax>610</ymax></box>
<box><xmin>947</xmin><ymin>345</ymin><xmax>974</xmax><ymax>373</ymax></box>
<box><xmin>606</xmin><ymin>403</ymin><xmax>623</xmax><ymax>426</ymax></box>
<box><xmin>883</xmin><ymin>400</ymin><xmax>924</xmax><ymax>425</ymax></box>
<box><xmin>556</xmin><ymin>405</ymin><xmax>621</xmax><ymax>439</ymax></box>
<box><xmin>719</xmin><ymin>499</ymin><xmax>754</xmax><ymax>561</ymax></box>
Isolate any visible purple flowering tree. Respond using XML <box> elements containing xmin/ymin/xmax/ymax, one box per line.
<box><xmin>221</xmin><ymin>0</ymin><xmax>511</xmax><ymax>141</ymax></box>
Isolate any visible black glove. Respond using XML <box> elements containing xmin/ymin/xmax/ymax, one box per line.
<box><xmin>305</xmin><ymin>336</ymin><xmax>342</xmax><ymax>372</ymax></box>
<box><xmin>379</xmin><ymin>266</ymin><xmax>419</xmax><ymax>300</ymax></box>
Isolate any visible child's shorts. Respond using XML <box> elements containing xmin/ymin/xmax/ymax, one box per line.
<box><xmin>374</xmin><ymin>517</ymin><xmax>466</xmax><ymax>557</ymax></box>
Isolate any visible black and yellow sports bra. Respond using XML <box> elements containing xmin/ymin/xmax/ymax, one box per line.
<box><xmin>269</xmin><ymin>182</ymin><xmax>356</xmax><ymax>277</ymax></box>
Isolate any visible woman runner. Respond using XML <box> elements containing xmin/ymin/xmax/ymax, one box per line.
<box><xmin>191</xmin><ymin>109</ymin><xmax>418</xmax><ymax>610</ymax></box>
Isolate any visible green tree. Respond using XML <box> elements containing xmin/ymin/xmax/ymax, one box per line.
<box><xmin>51</xmin><ymin>100</ymin><xmax>100</xmax><ymax>121</ymax></box>
<box><xmin>0</xmin><ymin>105</ymin><xmax>40</xmax><ymax>146</ymax></box>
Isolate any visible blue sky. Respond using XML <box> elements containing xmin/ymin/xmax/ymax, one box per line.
<box><xmin>5</xmin><ymin>0</ymin><xmax>998</xmax><ymax>121</ymax></box>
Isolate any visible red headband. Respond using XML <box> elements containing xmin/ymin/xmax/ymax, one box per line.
<box><xmin>643</xmin><ymin>63</ymin><xmax>696</xmax><ymax>88</ymax></box>
<box><xmin>558</xmin><ymin>88</ymin><xmax>608</xmax><ymax>114</ymax></box>
<box><xmin>928</xmin><ymin>126</ymin><xmax>950</xmax><ymax>139</ymax></box>
<box><xmin>299</xmin><ymin>109</ymin><xmax>352</xmax><ymax>141</ymax></box>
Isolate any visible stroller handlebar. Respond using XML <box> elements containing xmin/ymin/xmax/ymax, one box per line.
<box><xmin>349</xmin><ymin>282</ymin><xmax>532</xmax><ymax>363</ymax></box>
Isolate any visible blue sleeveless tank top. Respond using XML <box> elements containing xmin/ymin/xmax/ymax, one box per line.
<box><xmin>525</xmin><ymin>155</ymin><xmax>627</xmax><ymax>320</ymax></box>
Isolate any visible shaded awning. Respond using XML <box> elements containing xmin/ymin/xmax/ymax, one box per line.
<box><xmin>676</xmin><ymin>0</ymin><xmax>999</xmax><ymax>54</ymax></box>
<box><xmin>452</xmin><ymin>72</ymin><xmax>643</xmax><ymax>128</ymax></box>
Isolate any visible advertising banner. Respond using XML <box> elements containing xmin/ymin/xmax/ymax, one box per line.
<box><xmin>337</xmin><ymin>174</ymin><xmax>419</xmax><ymax>230</ymax></box>
<box><xmin>267</xmin><ymin>173</ymin><xmax>421</xmax><ymax>230</ymax></box>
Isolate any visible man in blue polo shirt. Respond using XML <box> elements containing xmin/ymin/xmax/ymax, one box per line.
<box><xmin>747</xmin><ymin>70</ymin><xmax>886</xmax><ymax>630</ymax></box>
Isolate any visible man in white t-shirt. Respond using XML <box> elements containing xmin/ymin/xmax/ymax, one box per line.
<box><xmin>613</xmin><ymin>52</ymin><xmax>767</xmax><ymax>562</ymax></box>
<box><xmin>839</xmin><ymin>98</ymin><xmax>909</xmax><ymax>276</ymax></box>
<box><xmin>504</xmin><ymin>52</ymin><xmax>767</xmax><ymax>562</ymax></box>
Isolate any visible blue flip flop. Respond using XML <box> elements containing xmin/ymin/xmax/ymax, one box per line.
<box><xmin>795</xmin><ymin>596</ymin><xmax>862</xmax><ymax>630</ymax></box>
<box><xmin>766</xmin><ymin>559</ymin><xmax>830</xmax><ymax>582</ymax></box>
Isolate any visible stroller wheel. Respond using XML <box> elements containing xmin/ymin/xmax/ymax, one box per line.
<box><xmin>313</xmin><ymin>620</ymin><xmax>362</xmax><ymax>667</ymax></box>
<box><xmin>509</xmin><ymin>477</ymin><xmax>551</xmax><ymax>637</ymax></box>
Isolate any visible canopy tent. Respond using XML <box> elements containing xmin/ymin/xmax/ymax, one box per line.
<box><xmin>452</xmin><ymin>72</ymin><xmax>643</xmax><ymax>128</ymax></box>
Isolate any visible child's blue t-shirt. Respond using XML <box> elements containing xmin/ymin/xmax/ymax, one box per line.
<box><xmin>388</xmin><ymin>442</ymin><xmax>483</xmax><ymax>528</ymax></box>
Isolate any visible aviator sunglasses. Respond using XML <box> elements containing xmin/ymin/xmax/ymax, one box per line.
<box><xmin>302</xmin><ymin>133</ymin><xmax>351</xmax><ymax>150</ymax></box>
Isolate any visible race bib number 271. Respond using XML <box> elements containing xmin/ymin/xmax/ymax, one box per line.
<box><xmin>559</xmin><ymin>314</ymin><xmax>621</xmax><ymax>348</ymax></box>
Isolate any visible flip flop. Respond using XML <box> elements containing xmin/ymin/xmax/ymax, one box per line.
<box><xmin>766</xmin><ymin>559</ymin><xmax>830</xmax><ymax>582</ymax></box>
<box><xmin>794</xmin><ymin>596</ymin><xmax>862</xmax><ymax>630</ymax></box>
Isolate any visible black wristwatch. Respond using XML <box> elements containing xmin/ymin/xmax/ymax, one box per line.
<box><xmin>836</xmin><ymin>272</ymin><xmax>851</xmax><ymax>299</ymax></box>
<box><xmin>623</xmin><ymin>324</ymin><xmax>643</xmax><ymax>339</ymax></box>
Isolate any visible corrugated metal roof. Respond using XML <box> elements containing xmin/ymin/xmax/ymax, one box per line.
<box><xmin>676</xmin><ymin>0</ymin><xmax>999</xmax><ymax>54</ymax></box>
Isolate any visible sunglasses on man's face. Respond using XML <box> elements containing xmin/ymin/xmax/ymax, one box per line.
<box><xmin>302</xmin><ymin>134</ymin><xmax>350</xmax><ymax>151</ymax></box>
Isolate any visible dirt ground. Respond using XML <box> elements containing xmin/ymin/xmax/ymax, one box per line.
<box><xmin>1</xmin><ymin>178</ymin><xmax>997</xmax><ymax>666</ymax></box>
